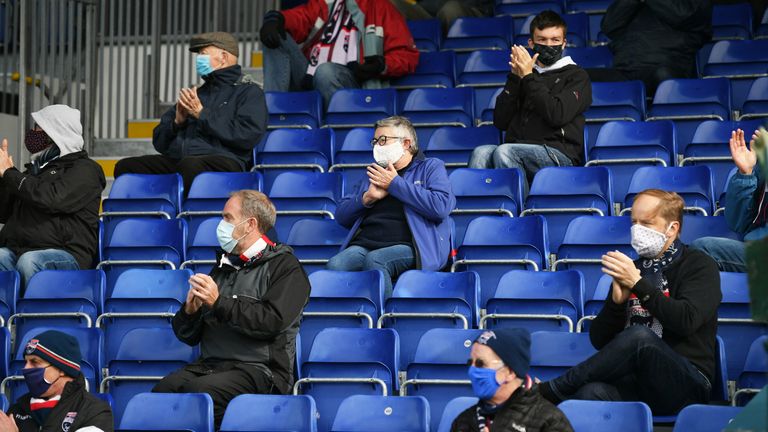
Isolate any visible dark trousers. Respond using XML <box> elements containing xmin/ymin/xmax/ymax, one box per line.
<box><xmin>113</xmin><ymin>154</ymin><xmax>243</xmax><ymax>195</ymax></box>
<box><xmin>153</xmin><ymin>366</ymin><xmax>273</xmax><ymax>427</ymax></box>
<box><xmin>548</xmin><ymin>326</ymin><xmax>711</xmax><ymax>415</ymax></box>
<box><xmin>586</xmin><ymin>67</ymin><xmax>692</xmax><ymax>97</ymax></box>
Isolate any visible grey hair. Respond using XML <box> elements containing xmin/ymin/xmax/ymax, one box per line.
<box><xmin>230</xmin><ymin>190</ymin><xmax>276</xmax><ymax>234</ymax></box>
<box><xmin>374</xmin><ymin>115</ymin><xmax>419</xmax><ymax>155</ymax></box>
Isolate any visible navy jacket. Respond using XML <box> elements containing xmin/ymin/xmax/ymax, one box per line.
<box><xmin>153</xmin><ymin>65</ymin><xmax>267</xmax><ymax>169</ymax></box>
<box><xmin>335</xmin><ymin>154</ymin><xmax>456</xmax><ymax>271</ymax></box>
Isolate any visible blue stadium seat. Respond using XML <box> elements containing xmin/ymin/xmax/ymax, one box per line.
<box><xmin>715</xmin><ymin>167</ymin><xmax>738</xmax><ymax>215</ymax></box>
<box><xmin>220</xmin><ymin>394</ymin><xmax>318</xmax><ymax>432</ymax></box>
<box><xmin>408</xmin><ymin>19</ymin><xmax>442</xmax><ymax>52</ymax></box>
<box><xmin>586</xmin><ymin>120</ymin><xmax>677</xmax><ymax>205</ymax></box>
<box><xmin>0</xmin><ymin>271</ymin><xmax>19</xmax><ymax>327</ymax></box>
<box><xmin>392</xmin><ymin>51</ymin><xmax>456</xmax><ymax>91</ymax></box>
<box><xmin>426</xmin><ymin>126</ymin><xmax>501</xmax><ymax>169</ymax></box>
<box><xmin>584</xmin><ymin>80</ymin><xmax>646</xmax><ymax>154</ymax></box>
<box><xmin>0</xmin><ymin>327</ymin><xmax>11</xmax><ymax>382</ymax></box>
<box><xmin>711</xmin><ymin>3</ymin><xmax>753</xmax><ymax>41</ymax></box>
<box><xmin>495</xmin><ymin>0</ymin><xmax>563</xmax><ymax>19</ymax></box>
<box><xmin>452</xmin><ymin>216</ymin><xmax>549</xmax><ymax>298</ymax></box>
<box><xmin>178</xmin><ymin>171</ymin><xmax>263</xmax><ymax>221</ymax></box>
<box><xmin>456</xmin><ymin>50</ymin><xmax>508</xmax><ymax>88</ymax></box>
<box><xmin>449</xmin><ymin>168</ymin><xmax>525</xmax><ymax>245</ymax></box>
<box><xmin>443</xmin><ymin>16</ymin><xmax>513</xmax><ymax>52</ymax></box>
<box><xmin>325</xmin><ymin>89</ymin><xmax>397</xmax><ymax>142</ymax></box>
<box><xmin>254</xmin><ymin>128</ymin><xmax>336</xmax><ymax>192</ymax></box>
<box><xmin>564</xmin><ymin>46</ymin><xmax>612</xmax><ymax>68</ymax></box>
<box><xmin>401</xmin><ymin>328</ymin><xmax>483</xmax><ymax>432</ymax></box>
<box><xmin>401</xmin><ymin>88</ymin><xmax>475</xmax><ymax>144</ymax></box>
<box><xmin>739</xmin><ymin>77</ymin><xmax>768</xmax><ymax>120</ymax></box>
<box><xmin>478</xmin><ymin>87</ymin><xmax>503</xmax><ymax>126</ymax></box>
<box><xmin>265</xmin><ymin>90</ymin><xmax>323</xmax><ymax>129</ymax></box>
<box><xmin>522</xmin><ymin>166</ymin><xmax>613</xmax><ymax>251</ymax></box>
<box><xmin>679</xmin><ymin>215</ymin><xmax>742</xmax><ymax>245</ymax></box>
<box><xmin>330</xmin><ymin>127</ymin><xmax>374</xmax><ymax>190</ymax></box>
<box><xmin>436</xmin><ymin>397</ymin><xmax>477</xmax><ymax>432</ymax></box>
<box><xmin>102</xmin><ymin>327</ymin><xmax>198</xmax><ymax>425</ymax></box>
<box><xmin>672</xmin><ymin>404</ymin><xmax>742</xmax><ymax>432</ymax></box>
<box><xmin>101</xmin><ymin>173</ymin><xmax>183</xmax><ymax>221</ymax></box>
<box><xmin>758</xmin><ymin>8</ymin><xmax>768</xmax><ymax>39</ymax></box>
<box><xmin>702</xmin><ymin>40</ymin><xmax>768</xmax><ymax>113</ymax></box>
<box><xmin>530</xmin><ymin>331</ymin><xmax>597</xmax><ymax>381</ymax></box>
<box><xmin>380</xmin><ymin>270</ymin><xmax>480</xmax><ymax>370</ymax></box>
<box><xmin>577</xmin><ymin>273</ymin><xmax>612</xmax><ymax>332</ymax></box>
<box><xmin>181</xmin><ymin>216</ymin><xmax>218</xmax><ymax>273</ymax></box>
<box><xmin>269</xmin><ymin>171</ymin><xmax>342</xmax><ymax>240</ymax></box>
<box><xmin>483</xmin><ymin>270</ymin><xmax>584</xmax><ymax>333</ymax></box>
<box><xmin>286</xmin><ymin>218</ymin><xmax>349</xmax><ymax>273</ymax></box>
<box><xmin>118</xmin><ymin>392</ymin><xmax>214</xmax><ymax>432</ymax></box>
<box><xmin>734</xmin><ymin>335</ymin><xmax>768</xmax><ymax>406</ymax></box>
<box><xmin>11</xmin><ymin>270</ymin><xmax>104</xmax><ymax>341</ymax></box>
<box><xmin>559</xmin><ymin>400</ymin><xmax>653</xmax><ymax>432</ymax></box>
<box><xmin>330</xmin><ymin>395</ymin><xmax>430</xmax><ymax>432</ymax></box>
<box><xmin>622</xmin><ymin>166</ymin><xmax>715</xmax><ymax>216</ymax></box>
<box><xmin>295</xmin><ymin>328</ymin><xmax>399</xmax><ymax>432</ymax></box>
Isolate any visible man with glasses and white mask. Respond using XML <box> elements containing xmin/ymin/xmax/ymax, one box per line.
<box><xmin>538</xmin><ymin>189</ymin><xmax>721</xmax><ymax>416</ymax></box>
<box><xmin>451</xmin><ymin>328</ymin><xmax>574</xmax><ymax>432</ymax></box>
<box><xmin>327</xmin><ymin>115</ymin><xmax>455</xmax><ymax>296</ymax></box>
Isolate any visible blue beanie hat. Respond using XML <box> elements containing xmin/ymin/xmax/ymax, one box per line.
<box><xmin>24</xmin><ymin>330</ymin><xmax>82</xmax><ymax>377</ymax></box>
<box><xmin>475</xmin><ymin>328</ymin><xmax>531</xmax><ymax>378</ymax></box>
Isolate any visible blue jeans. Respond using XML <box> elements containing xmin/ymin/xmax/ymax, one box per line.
<box><xmin>689</xmin><ymin>237</ymin><xmax>746</xmax><ymax>273</ymax></box>
<box><xmin>263</xmin><ymin>35</ymin><xmax>359</xmax><ymax>108</ymax></box>
<box><xmin>0</xmin><ymin>247</ymin><xmax>80</xmax><ymax>289</ymax></box>
<box><xmin>547</xmin><ymin>326</ymin><xmax>711</xmax><ymax>415</ymax></box>
<box><xmin>468</xmin><ymin>143</ymin><xmax>573</xmax><ymax>193</ymax></box>
<box><xmin>326</xmin><ymin>245</ymin><xmax>416</xmax><ymax>297</ymax></box>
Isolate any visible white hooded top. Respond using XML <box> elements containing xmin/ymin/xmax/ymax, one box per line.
<box><xmin>30</xmin><ymin>104</ymin><xmax>84</xmax><ymax>157</ymax></box>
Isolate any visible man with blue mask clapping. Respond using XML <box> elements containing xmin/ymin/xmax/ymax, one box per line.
<box><xmin>451</xmin><ymin>329</ymin><xmax>573</xmax><ymax>432</ymax></box>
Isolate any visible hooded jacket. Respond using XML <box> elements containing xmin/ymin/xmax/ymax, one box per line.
<box><xmin>335</xmin><ymin>153</ymin><xmax>455</xmax><ymax>271</ymax></box>
<box><xmin>152</xmin><ymin>65</ymin><xmax>267</xmax><ymax>169</ymax></box>
<box><xmin>8</xmin><ymin>374</ymin><xmax>114</xmax><ymax>432</ymax></box>
<box><xmin>172</xmin><ymin>242</ymin><xmax>310</xmax><ymax>395</ymax></box>
<box><xmin>0</xmin><ymin>105</ymin><xmax>106</xmax><ymax>269</ymax></box>
<box><xmin>493</xmin><ymin>58</ymin><xmax>592</xmax><ymax>166</ymax></box>
<box><xmin>724</xmin><ymin>164</ymin><xmax>768</xmax><ymax>241</ymax></box>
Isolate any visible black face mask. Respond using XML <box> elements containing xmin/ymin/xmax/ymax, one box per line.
<box><xmin>532</xmin><ymin>43</ymin><xmax>564</xmax><ymax>67</ymax></box>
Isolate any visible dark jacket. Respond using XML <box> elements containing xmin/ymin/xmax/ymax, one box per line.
<box><xmin>8</xmin><ymin>375</ymin><xmax>114</xmax><ymax>432</ymax></box>
<box><xmin>0</xmin><ymin>151</ymin><xmax>106</xmax><ymax>269</ymax></box>
<box><xmin>173</xmin><ymin>243</ymin><xmax>310</xmax><ymax>395</ymax></box>
<box><xmin>602</xmin><ymin>0</ymin><xmax>712</xmax><ymax>76</ymax></box>
<box><xmin>590</xmin><ymin>245</ymin><xmax>721</xmax><ymax>381</ymax></box>
<box><xmin>153</xmin><ymin>65</ymin><xmax>267</xmax><ymax>169</ymax></box>
<box><xmin>451</xmin><ymin>387</ymin><xmax>574</xmax><ymax>432</ymax></box>
<box><xmin>336</xmin><ymin>154</ymin><xmax>455</xmax><ymax>271</ymax></box>
<box><xmin>493</xmin><ymin>65</ymin><xmax>592</xmax><ymax>166</ymax></box>
<box><xmin>725</xmin><ymin>164</ymin><xmax>768</xmax><ymax>241</ymax></box>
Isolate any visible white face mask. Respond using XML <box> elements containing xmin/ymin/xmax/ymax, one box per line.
<box><xmin>373</xmin><ymin>141</ymin><xmax>405</xmax><ymax>167</ymax></box>
<box><xmin>631</xmin><ymin>223</ymin><xmax>673</xmax><ymax>258</ymax></box>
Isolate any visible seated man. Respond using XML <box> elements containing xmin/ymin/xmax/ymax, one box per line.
<box><xmin>692</xmin><ymin>128</ymin><xmax>767</xmax><ymax>273</ymax></box>
<box><xmin>468</xmin><ymin>10</ymin><xmax>591</xmax><ymax>192</ymax></box>
<box><xmin>452</xmin><ymin>329</ymin><xmax>574</xmax><ymax>432</ymax></box>
<box><xmin>327</xmin><ymin>116</ymin><xmax>455</xmax><ymax>296</ymax></box>
<box><xmin>114</xmin><ymin>32</ymin><xmax>267</xmax><ymax>193</ymax></box>
<box><xmin>5</xmin><ymin>330</ymin><xmax>113</xmax><ymax>431</ymax></box>
<box><xmin>388</xmin><ymin>0</ymin><xmax>494</xmax><ymax>34</ymax></box>
<box><xmin>0</xmin><ymin>104</ymin><xmax>106</xmax><ymax>289</ymax></box>
<box><xmin>154</xmin><ymin>190</ymin><xmax>311</xmax><ymax>428</ymax></box>
<box><xmin>260</xmin><ymin>0</ymin><xmax>419</xmax><ymax>107</ymax></box>
<box><xmin>539</xmin><ymin>189</ymin><xmax>721</xmax><ymax>415</ymax></box>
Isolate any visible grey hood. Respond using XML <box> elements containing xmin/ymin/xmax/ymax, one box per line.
<box><xmin>30</xmin><ymin>104</ymin><xmax>84</xmax><ymax>157</ymax></box>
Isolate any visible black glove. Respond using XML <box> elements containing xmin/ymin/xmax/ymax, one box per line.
<box><xmin>348</xmin><ymin>55</ymin><xmax>386</xmax><ymax>82</ymax></box>
<box><xmin>260</xmin><ymin>10</ymin><xmax>286</xmax><ymax>49</ymax></box>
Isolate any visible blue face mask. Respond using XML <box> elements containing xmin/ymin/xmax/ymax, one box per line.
<box><xmin>216</xmin><ymin>219</ymin><xmax>250</xmax><ymax>253</ymax></box>
<box><xmin>196</xmin><ymin>54</ymin><xmax>215</xmax><ymax>77</ymax></box>
<box><xmin>22</xmin><ymin>367</ymin><xmax>57</xmax><ymax>398</ymax></box>
<box><xmin>469</xmin><ymin>366</ymin><xmax>501</xmax><ymax>400</ymax></box>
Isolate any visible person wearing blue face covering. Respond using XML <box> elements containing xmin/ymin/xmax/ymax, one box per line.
<box><xmin>451</xmin><ymin>329</ymin><xmax>573</xmax><ymax>432</ymax></box>
<box><xmin>4</xmin><ymin>330</ymin><xmax>113</xmax><ymax>431</ymax></box>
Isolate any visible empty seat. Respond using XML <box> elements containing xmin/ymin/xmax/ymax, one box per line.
<box><xmin>330</xmin><ymin>395</ymin><xmax>430</xmax><ymax>432</ymax></box>
<box><xmin>408</xmin><ymin>19</ymin><xmax>442</xmax><ymax>52</ymax></box>
<box><xmin>679</xmin><ymin>215</ymin><xmax>742</xmax><ymax>245</ymax></box>
<box><xmin>325</xmin><ymin>89</ymin><xmax>397</xmax><ymax>137</ymax></box>
<box><xmin>622</xmin><ymin>166</ymin><xmax>715</xmax><ymax>216</ymax></box>
<box><xmin>265</xmin><ymin>91</ymin><xmax>323</xmax><ymax>129</ymax></box>
<box><xmin>330</xmin><ymin>127</ymin><xmax>375</xmax><ymax>190</ymax></box>
<box><xmin>286</xmin><ymin>218</ymin><xmax>349</xmax><ymax>273</ymax></box>
<box><xmin>0</xmin><ymin>271</ymin><xmax>20</xmax><ymax>327</ymax></box>
<box><xmin>456</xmin><ymin>50</ymin><xmax>508</xmax><ymax>87</ymax></box>
<box><xmin>443</xmin><ymin>16</ymin><xmax>513</xmax><ymax>52</ymax></box>
<box><xmin>118</xmin><ymin>392</ymin><xmax>214</xmax><ymax>432</ymax></box>
<box><xmin>577</xmin><ymin>274</ymin><xmax>612</xmax><ymax>332</ymax></box>
<box><xmin>711</xmin><ymin>3</ymin><xmax>753</xmax><ymax>41</ymax></box>
<box><xmin>530</xmin><ymin>331</ymin><xmax>597</xmax><ymax>381</ymax></box>
<box><xmin>254</xmin><ymin>128</ymin><xmax>336</xmax><ymax>192</ymax></box>
<box><xmin>402</xmin><ymin>88</ymin><xmax>475</xmax><ymax>128</ymax></box>
<box><xmin>392</xmin><ymin>51</ymin><xmax>457</xmax><ymax>90</ymax></box>
<box><xmin>672</xmin><ymin>404</ymin><xmax>742</xmax><ymax>432</ymax></box>
<box><xmin>734</xmin><ymin>335</ymin><xmax>768</xmax><ymax>406</ymax></box>
<box><xmin>220</xmin><ymin>394</ymin><xmax>318</xmax><ymax>432</ymax></box>
<box><xmin>181</xmin><ymin>216</ymin><xmax>219</xmax><ymax>273</ymax></box>
<box><xmin>703</xmin><ymin>40</ymin><xmax>768</xmax><ymax>113</ymax></box>
<box><xmin>178</xmin><ymin>171</ymin><xmax>263</xmax><ymax>219</ymax></box>
<box><xmin>584</xmin><ymin>80</ymin><xmax>646</xmax><ymax>154</ymax></box>
<box><xmin>559</xmin><ymin>400</ymin><xmax>653</xmax><ymax>432</ymax></box>
<box><xmin>426</xmin><ymin>126</ymin><xmax>501</xmax><ymax>169</ymax></box>
<box><xmin>269</xmin><ymin>171</ymin><xmax>342</xmax><ymax>240</ymax></box>
<box><xmin>739</xmin><ymin>77</ymin><xmax>768</xmax><ymax>120</ymax></box>
<box><xmin>101</xmin><ymin>173</ymin><xmax>182</xmax><ymax>220</ymax></box>
<box><xmin>436</xmin><ymin>396</ymin><xmax>477</xmax><ymax>432</ymax></box>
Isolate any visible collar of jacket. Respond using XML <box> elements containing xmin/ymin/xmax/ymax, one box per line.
<box><xmin>202</xmin><ymin>64</ymin><xmax>243</xmax><ymax>86</ymax></box>
<box><xmin>22</xmin><ymin>150</ymin><xmax>88</xmax><ymax>171</ymax></box>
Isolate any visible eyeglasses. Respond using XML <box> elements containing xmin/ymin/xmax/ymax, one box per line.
<box><xmin>370</xmin><ymin>135</ymin><xmax>405</xmax><ymax>147</ymax></box>
<box><xmin>466</xmin><ymin>358</ymin><xmax>504</xmax><ymax>369</ymax></box>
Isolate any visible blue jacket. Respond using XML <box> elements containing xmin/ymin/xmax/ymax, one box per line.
<box><xmin>335</xmin><ymin>155</ymin><xmax>456</xmax><ymax>271</ymax></box>
<box><xmin>725</xmin><ymin>164</ymin><xmax>768</xmax><ymax>241</ymax></box>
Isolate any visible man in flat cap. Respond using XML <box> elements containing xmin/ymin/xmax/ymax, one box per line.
<box><xmin>4</xmin><ymin>330</ymin><xmax>113</xmax><ymax>432</ymax></box>
<box><xmin>114</xmin><ymin>31</ymin><xmax>267</xmax><ymax>194</ymax></box>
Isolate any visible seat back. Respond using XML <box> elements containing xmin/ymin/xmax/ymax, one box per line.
<box><xmin>672</xmin><ymin>404</ymin><xmax>742</xmax><ymax>432</ymax></box>
<box><xmin>326</xmin><ymin>89</ymin><xmax>397</xmax><ymax>128</ymax></box>
<box><xmin>705</xmin><ymin>40</ymin><xmax>768</xmax><ymax>78</ymax></box>
<box><xmin>443</xmin><ymin>16</ymin><xmax>513</xmax><ymax>52</ymax></box>
<box><xmin>118</xmin><ymin>392</ymin><xmax>214</xmax><ymax>432</ymax></box>
<box><xmin>559</xmin><ymin>400</ymin><xmax>653</xmax><ymax>432</ymax></box>
<box><xmin>737</xmin><ymin>335</ymin><xmax>768</xmax><ymax>404</ymax></box>
<box><xmin>407</xmin><ymin>19</ymin><xmax>442</xmax><ymax>52</ymax></box>
<box><xmin>624</xmin><ymin>166</ymin><xmax>715</xmax><ymax>215</ymax></box>
<box><xmin>220</xmin><ymin>394</ymin><xmax>318</xmax><ymax>432</ymax></box>
<box><xmin>586</xmin><ymin>81</ymin><xmax>646</xmax><ymax>122</ymax></box>
<box><xmin>401</xmin><ymin>88</ymin><xmax>475</xmax><ymax>128</ymax></box>
<box><xmin>0</xmin><ymin>271</ymin><xmax>18</xmax><ymax>326</ymax></box>
<box><xmin>102</xmin><ymin>173</ymin><xmax>182</xmax><ymax>219</ymax></box>
<box><xmin>426</xmin><ymin>126</ymin><xmax>501</xmax><ymax>167</ymax></box>
<box><xmin>265</xmin><ymin>90</ymin><xmax>323</xmax><ymax>129</ymax></box>
<box><xmin>530</xmin><ymin>331</ymin><xmax>597</xmax><ymax>381</ymax></box>
<box><xmin>711</xmin><ymin>3</ymin><xmax>753</xmax><ymax>40</ymax></box>
<box><xmin>436</xmin><ymin>397</ymin><xmax>477</xmax><ymax>432</ymax></box>
<box><xmin>181</xmin><ymin>172</ymin><xmax>263</xmax><ymax>214</ymax></box>
<box><xmin>565</xmin><ymin>46</ymin><xmax>613</xmax><ymax>68</ymax></box>
<box><xmin>286</xmin><ymin>218</ymin><xmax>349</xmax><ymax>273</ymax></box>
<box><xmin>330</xmin><ymin>395</ymin><xmax>430</xmax><ymax>432</ymax></box>
<box><xmin>457</xmin><ymin>50</ymin><xmax>508</xmax><ymax>87</ymax></box>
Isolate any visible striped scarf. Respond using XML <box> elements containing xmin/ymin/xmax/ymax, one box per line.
<box><xmin>30</xmin><ymin>394</ymin><xmax>61</xmax><ymax>426</ymax></box>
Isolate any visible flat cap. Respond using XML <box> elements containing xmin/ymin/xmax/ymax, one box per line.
<box><xmin>189</xmin><ymin>32</ymin><xmax>239</xmax><ymax>57</ymax></box>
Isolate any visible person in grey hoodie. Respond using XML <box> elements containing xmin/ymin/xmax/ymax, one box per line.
<box><xmin>0</xmin><ymin>104</ymin><xmax>106</xmax><ymax>290</ymax></box>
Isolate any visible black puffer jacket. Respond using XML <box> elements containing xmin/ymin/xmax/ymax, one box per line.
<box><xmin>153</xmin><ymin>65</ymin><xmax>268</xmax><ymax>169</ymax></box>
<box><xmin>602</xmin><ymin>0</ymin><xmax>712</xmax><ymax>76</ymax></box>
<box><xmin>0</xmin><ymin>150</ymin><xmax>106</xmax><ymax>269</ymax></box>
<box><xmin>173</xmin><ymin>243</ymin><xmax>311</xmax><ymax>394</ymax></box>
<box><xmin>8</xmin><ymin>375</ymin><xmax>114</xmax><ymax>432</ymax></box>
<box><xmin>493</xmin><ymin>65</ymin><xmax>592</xmax><ymax>166</ymax></box>
<box><xmin>451</xmin><ymin>387</ymin><xmax>574</xmax><ymax>432</ymax></box>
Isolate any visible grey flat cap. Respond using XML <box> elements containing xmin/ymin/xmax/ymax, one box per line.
<box><xmin>189</xmin><ymin>31</ymin><xmax>239</xmax><ymax>57</ymax></box>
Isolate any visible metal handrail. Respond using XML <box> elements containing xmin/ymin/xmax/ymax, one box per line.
<box><xmin>96</xmin><ymin>260</ymin><xmax>176</xmax><ymax>270</ymax></box>
<box><xmin>8</xmin><ymin>312</ymin><xmax>92</xmax><ymax>330</ymax></box>
<box><xmin>479</xmin><ymin>313</ymin><xmax>573</xmax><ymax>332</ymax></box>
<box><xmin>302</xmin><ymin>311</ymin><xmax>374</xmax><ymax>329</ymax></box>
<box><xmin>399</xmin><ymin>378</ymin><xmax>471</xmax><ymax>396</ymax></box>
<box><xmin>293</xmin><ymin>377</ymin><xmax>388</xmax><ymax>396</ymax></box>
<box><xmin>376</xmin><ymin>312</ymin><xmax>468</xmax><ymax>330</ymax></box>
<box><xmin>520</xmin><ymin>207</ymin><xmax>605</xmax><ymax>217</ymax></box>
<box><xmin>451</xmin><ymin>258</ymin><xmax>539</xmax><ymax>272</ymax></box>
<box><xmin>96</xmin><ymin>312</ymin><xmax>175</xmax><ymax>328</ymax></box>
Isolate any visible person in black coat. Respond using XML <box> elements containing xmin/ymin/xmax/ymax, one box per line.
<box><xmin>114</xmin><ymin>32</ymin><xmax>267</xmax><ymax>193</ymax></box>
<box><xmin>539</xmin><ymin>189</ymin><xmax>721</xmax><ymax>416</ymax></box>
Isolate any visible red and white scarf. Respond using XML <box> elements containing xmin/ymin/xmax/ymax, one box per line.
<box><xmin>306</xmin><ymin>0</ymin><xmax>359</xmax><ymax>76</ymax></box>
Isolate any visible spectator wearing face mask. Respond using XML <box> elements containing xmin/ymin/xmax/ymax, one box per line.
<box><xmin>114</xmin><ymin>32</ymin><xmax>267</xmax><ymax>193</ymax></box>
<box><xmin>327</xmin><ymin>116</ymin><xmax>455</xmax><ymax>296</ymax></box>
<box><xmin>468</xmin><ymin>10</ymin><xmax>591</xmax><ymax>193</ymax></box>
<box><xmin>0</xmin><ymin>104</ymin><xmax>106</xmax><ymax>291</ymax></box>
